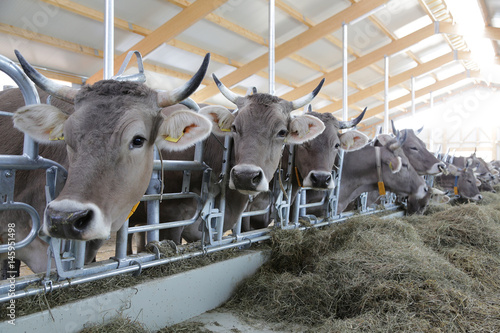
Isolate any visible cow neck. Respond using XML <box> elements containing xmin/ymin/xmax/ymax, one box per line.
<box><xmin>374</xmin><ymin>147</ymin><xmax>386</xmax><ymax>195</ymax></box>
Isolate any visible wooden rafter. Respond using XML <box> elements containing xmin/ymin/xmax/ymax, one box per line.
<box><xmin>191</xmin><ymin>0</ymin><xmax>390</xmax><ymax>102</ymax></box>
<box><xmin>0</xmin><ymin>22</ymin><xmax>218</xmax><ymax>88</ymax></box>
<box><xmin>280</xmin><ymin>23</ymin><xmax>436</xmax><ymax>101</ymax></box>
<box><xmin>317</xmin><ymin>51</ymin><xmax>472</xmax><ymax>113</ymax></box>
<box><xmin>362</xmin><ymin>71</ymin><xmax>480</xmax><ymax>119</ymax></box>
<box><xmin>87</xmin><ymin>0</ymin><xmax>229</xmax><ymax>83</ymax></box>
<box><xmin>39</xmin><ymin>0</ymin><xmax>325</xmax><ymax>98</ymax></box>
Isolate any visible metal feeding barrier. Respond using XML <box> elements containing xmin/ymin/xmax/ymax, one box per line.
<box><xmin>0</xmin><ymin>52</ymin><xmax>402</xmax><ymax>304</ymax></box>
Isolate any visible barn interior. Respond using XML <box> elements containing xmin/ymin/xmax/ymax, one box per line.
<box><xmin>0</xmin><ymin>0</ymin><xmax>499</xmax><ymax>160</ymax></box>
<box><xmin>1</xmin><ymin>1</ymin><xmax>500</xmax><ymax>332</ymax></box>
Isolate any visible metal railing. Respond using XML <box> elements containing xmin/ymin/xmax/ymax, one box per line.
<box><xmin>0</xmin><ymin>53</ymin><xmax>402</xmax><ymax>303</ymax></box>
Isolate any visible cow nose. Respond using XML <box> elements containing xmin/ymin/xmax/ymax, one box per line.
<box><xmin>310</xmin><ymin>172</ymin><xmax>332</xmax><ymax>188</ymax></box>
<box><xmin>231</xmin><ymin>166</ymin><xmax>265</xmax><ymax>192</ymax></box>
<box><xmin>46</xmin><ymin>208</ymin><xmax>93</xmax><ymax>239</ymax></box>
<box><xmin>477</xmin><ymin>194</ymin><xmax>483</xmax><ymax>200</ymax></box>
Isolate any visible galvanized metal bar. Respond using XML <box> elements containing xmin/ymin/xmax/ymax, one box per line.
<box><xmin>103</xmin><ymin>0</ymin><xmax>114</xmax><ymax>79</ymax></box>
<box><xmin>383</xmin><ymin>55</ymin><xmax>390</xmax><ymax>134</ymax></box>
<box><xmin>115</xmin><ymin>219</ymin><xmax>129</xmax><ymax>260</ymax></box>
<box><xmin>342</xmin><ymin>22</ymin><xmax>348</xmax><ymax>122</ymax></box>
<box><xmin>146</xmin><ymin>147</ymin><xmax>161</xmax><ymax>243</ymax></box>
<box><xmin>0</xmin><ymin>155</ymin><xmax>66</xmax><ymax>172</ymax></box>
<box><xmin>73</xmin><ymin>241</ymin><xmax>86</xmax><ymax>269</ymax></box>
<box><xmin>411</xmin><ymin>75</ymin><xmax>415</xmax><ymax>117</ymax></box>
<box><xmin>152</xmin><ymin>160</ymin><xmax>206</xmax><ymax>171</ymax></box>
<box><xmin>0</xmin><ymin>54</ymin><xmax>40</xmax><ymax>159</ymax></box>
<box><xmin>0</xmin><ymin>203</ymin><xmax>39</xmax><ymax>253</ymax></box>
<box><xmin>268</xmin><ymin>0</ymin><xmax>275</xmax><ymax>95</ymax></box>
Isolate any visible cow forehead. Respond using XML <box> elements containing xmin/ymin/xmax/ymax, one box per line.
<box><xmin>234</xmin><ymin>100</ymin><xmax>290</xmax><ymax>130</ymax></box>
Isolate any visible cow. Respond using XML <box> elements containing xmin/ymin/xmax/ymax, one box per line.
<box><xmin>390</xmin><ymin>122</ymin><xmax>446</xmax><ymax>176</ymax></box>
<box><xmin>241</xmin><ymin>108</ymin><xmax>369</xmax><ymax>230</ymax></box>
<box><xmin>334</xmin><ymin>133</ymin><xmax>429</xmax><ymax>213</ymax></box>
<box><xmin>129</xmin><ymin>75</ymin><xmax>327</xmax><ymax>245</ymax></box>
<box><xmin>0</xmin><ymin>50</ymin><xmax>212</xmax><ymax>273</ymax></box>
<box><xmin>434</xmin><ymin>163</ymin><xmax>483</xmax><ymax>201</ymax></box>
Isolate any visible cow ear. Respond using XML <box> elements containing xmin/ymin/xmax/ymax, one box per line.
<box><xmin>387</xmin><ymin>156</ymin><xmax>402</xmax><ymax>173</ymax></box>
<box><xmin>287</xmin><ymin>114</ymin><xmax>325</xmax><ymax>144</ymax></box>
<box><xmin>156</xmin><ymin>110</ymin><xmax>212</xmax><ymax>151</ymax></box>
<box><xmin>199</xmin><ymin>105</ymin><xmax>234</xmax><ymax>136</ymax></box>
<box><xmin>339</xmin><ymin>130</ymin><xmax>368</xmax><ymax>151</ymax></box>
<box><xmin>375</xmin><ymin>133</ymin><xmax>393</xmax><ymax>146</ymax></box>
<box><xmin>13</xmin><ymin>104</ymin><xmax>67</xmax><ymax>143</ymax></box>
<box><xmin>447</xmin><ymin>164</ymin><xmax>460</xmax><ymax>176</ymax></box>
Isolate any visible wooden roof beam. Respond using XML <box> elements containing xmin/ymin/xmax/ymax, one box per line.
<box><xmin>191</xmin><ymin>0</ymin><xmax>390</xmax><ymax>102</ymax></box>
<box><xmin>362</xmin><ymin>70</ymin><xmax>479</xmax><ymax>119</ymax></box>
<box><xmin>87</xmin><ymin>0</ymin><xmax>228</xmax><ymax>83</ymax></box>
<box><xmin>280</xmin><ymin>23</ymin><xmax>436</xmax><ymax>102</ymax></box>
<box><xmin>317</xmin><ymin>51</ymin><xmax>472</xmax><ymax>113</ymax></box>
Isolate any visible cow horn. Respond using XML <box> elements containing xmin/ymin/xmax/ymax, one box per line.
<box><xmin>290</xmin><ymin>78</ymin><xmax>325</xmax><ymax>110</ymax></box>
<box><xmin>390</xmin><ymin>128</ymin><xmax>407</xmax><ymax>150</ymax></box>
<box><xmin>416</xmin><ymin>126</ymin><xmax>424</xmax><ymax>135</ymax></box>
<box><xmin>212</xmin><ymin>73</ymin><xmax>241</xmax><ymax>104</ymax></box>
<box><xmin>15</xmin><ymin>50</ymin><xmax>79</xmax><ymax>104</ymax></box>
<box><xmin>157</xmin><ymin>53</ymin><xmax>210</xmax><ymax>107</ymax></box>
<box><xmin>391</xmin><ymin>119</ymin><xmax>399</xmax><ymax>137</ymax></box>
<box><xmin>339</xmin><ymin>107</ymin><xmax>366</xmax><ymax>129</ymax></box>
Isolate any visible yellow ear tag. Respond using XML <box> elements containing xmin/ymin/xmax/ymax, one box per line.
<box><xmin>220</xmin><ymin>127</ymin><xmax>231</xmax><ymax>132</ymax></box>
<box><xmin>164</xmin><ymin>132</ymin><xmax>184</xmax><ymax>143</ymax></box>
<box><xmin>127</xmin><ymin>202</ymin><xmax>140</xmax><ymax>220</ymax></box>
<box><xmin>378</xmin><ymin>181</ymin><xmax>386</xmax><ymax>195</ymax></box>
<box><xmin>453</xmin><ymin>186</ymin><xmax>458</xmax><ymax>195</ymax></box>
<box><xmin>49</xmin><ymin>130</ymin><xmax>64</xmax><ymax>141</ymax></box>
<box><xmin>389</xmin><ymin>161</ymin><xmax>393</xmax><ymax>170</ymax></box>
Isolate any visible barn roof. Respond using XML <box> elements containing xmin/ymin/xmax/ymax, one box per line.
<box><xmin>0</xmin><ymin>0</ymin><xmax>499</xmax><ymax>134</ymax></box>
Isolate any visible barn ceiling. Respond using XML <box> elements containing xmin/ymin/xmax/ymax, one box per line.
<box><xmin>0</xmin><ymin>0</ymin><xmax>499</xmax><ymax>135</ymax></box>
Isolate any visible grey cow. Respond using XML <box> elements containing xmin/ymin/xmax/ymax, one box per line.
<box><xmin>130</xmin><ymin>74</ymin><xmax>327</xmax><ymax>245</ymax></box>
<box><xmin>0</xmin><ymin>51</ymin><xmax>212</xmax><ymax>273</ymax></box>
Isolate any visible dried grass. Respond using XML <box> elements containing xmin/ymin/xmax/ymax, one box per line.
<box><xmin>225</xmin><ymin>192</ymin><xmax>500</xmax><ymax>332</ymax></box>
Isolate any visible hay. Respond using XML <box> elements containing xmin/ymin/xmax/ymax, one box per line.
<box><xmin>225</xmin><ymin>207</ymin><xmax>500</xmax><ymax>332</ymax></box>
<box><xmin>79</xmin><ymin>316</ymin><xmax>150</xmax><ymax>333</ymax></box>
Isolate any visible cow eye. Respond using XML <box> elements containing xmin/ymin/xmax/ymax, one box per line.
<box><xmin>410</xmin><ymin>147</ymin><xmax>418</xmax><ymax>151</ymax></box>
<box><xmin>130</xmin><ymin>136</ymin><xmax>146</xmax><ymax>149</ymax></box>
<box><xmin>402</xmin><ymin>163</ymin><xmax>408</xmax><ymax>168</ymax></box>
<box><xmin>335</xmin><ymin>143</ymin><xmax>340</xmax><ymax>148</ymax></box>
<box><xmin>277</xmin><ymin>129</ymin><xmax>288</xmax><ymax>138</ymax></box>
<box><xmin>231</xmin><ymin>124</ymin><xmax>238</xmax><ymax>134</ymax></box>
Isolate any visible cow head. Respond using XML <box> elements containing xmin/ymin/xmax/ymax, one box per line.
<box><xmin>448</xmin><ymin>164</ymin><xmax>482</xmax><ymax>201</ymax></box>
<box><xmin>200</xmin><ymin>74</ymin><xmax>325</xmax><ymax>195</ymax></box>
<box><xmin>12</xmin><ymin>51</ymin><xmax>212</xmax><ymax>240</ymax></box>
<box><xmin>295</xmin><ymin>110</ymin><xmax>368</xmax><ymax>189</ymax></box>
<box><xmin>376</xmin><ymin>133</ymin><xmax>428</xmax><ymax>199</ymax></box>
<box><xmin>391</xmin><ymin>121</ymin><xmax>446</xmax><ymax>175</ymax></box>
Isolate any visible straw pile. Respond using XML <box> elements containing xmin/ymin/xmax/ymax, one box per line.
<box><xmin>224</xmin><ymin>193</ymin><xmax>500</xmax><ymax>332</ymax></box>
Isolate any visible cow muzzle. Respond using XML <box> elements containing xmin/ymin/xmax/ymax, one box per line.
<box><xmin>415</xmin><ymin>184</ymin><xmax>429</xmax><ymax>200</ymax></box>
<box><xmin>229</xmin><ymin>164</ymin><xmax>269</xmax><ymax>195</ymax></box>
<box><xmin>42</xmin><ymin>199</ymin><xmax>108</xmax><ymax>240</ymax></box>
<box><xmin>302</xmin><ymin>171</ymin><xmax>334</xmax><ymax>189</ymax></box>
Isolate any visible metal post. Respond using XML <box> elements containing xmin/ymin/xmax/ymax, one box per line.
<box><xmin>411</xmin><ymin>75</ymin><xmax>415</xmax><ymax>117</ymax></box>
<box><xmin>268</xmin><ymin>0</ymin><xmax>275</xmax><ymax>95</ymax></box>
<box><xmin>146</xmin><ymin>147</ymin><xmax>161</xmax><ymax>243</ymax></box>
<box><xmin>104</xmin><ymin>0</ymin><xmax>114</xmax><ymax>79</ymax></box>
<box><xmin>342</xmin><ymin>22</ymin><xmax>348</xmax><ymax>122</ymax></box>
<box><xmin>383</xmin><ymin>55</ymin><xmax>389</xmax><ymax>134</ymax></box>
